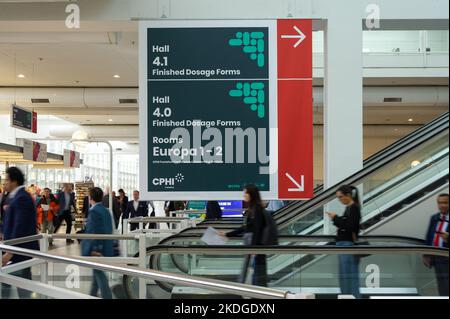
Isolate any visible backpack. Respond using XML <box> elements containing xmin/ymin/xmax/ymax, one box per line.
<box><xmin>261</xmin><ymin>209</ymin><xmax>279</xmax><ymax>245</ymax></box>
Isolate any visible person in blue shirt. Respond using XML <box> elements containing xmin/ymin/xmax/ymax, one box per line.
<box><xmin>1</xmin><ymin>167</ymin><xmax>40</xmax><ymax>299</ymax></box>
<box><xmin>81</xmin><ymin>187</ymin><xmax>114</xmax><ymax>299</ymax></box>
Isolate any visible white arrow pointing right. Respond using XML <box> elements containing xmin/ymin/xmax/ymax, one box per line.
<box><xmin>281</xmin><ymin>25</ymin><xmax>306</xmax><ymax>48</ymax></box>
<box><xmin>286</xmin><ymin>173</ymin><xmax>305</xmax><ymax>192</ymax></box>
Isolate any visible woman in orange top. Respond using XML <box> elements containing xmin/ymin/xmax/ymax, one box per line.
<box><xmin>37</xmin><ymin>188</ymin><xmax>59</xmax><ymax>246</ymax></box>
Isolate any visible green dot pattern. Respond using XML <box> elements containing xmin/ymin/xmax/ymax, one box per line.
<box><xmin>228</xmin><ymin>82</ymin><xmax>266</xmax><ymax>119</ymax></box>
<box><xmin>228</xmin><ymin>30</ymin><xmax>265</xmax><ymax>68</ymax></box>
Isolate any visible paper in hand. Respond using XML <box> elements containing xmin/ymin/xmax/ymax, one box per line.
<box><xmin>201</xmin><ymin>227</ymin><xmax>228</xmax><ymax>245</ymax></box>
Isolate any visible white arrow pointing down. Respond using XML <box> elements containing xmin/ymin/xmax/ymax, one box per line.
<box><xmin>281</xmin><ymin>25</ymin><xmax>306</xmax><ymax>48</ymax></box>
<box><xmin>286</xmin><ymin>173</ymin><xmax>305</xmax><ymax>192</ymax></box>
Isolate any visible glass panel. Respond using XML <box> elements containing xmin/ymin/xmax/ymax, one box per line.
<box><xmin>427</xmin><ymin>30</ymin><xmax>449</xmax><ymax>52</ymax></box>
<box><xmin>275</xmin><ymin>252</ymin><xmax>445</xmax><ymax>298</ymax></box>
<box><xmin>363</xmin><ymin>30</ymin><xmax>421</xmax><ymax>53</ymax></box>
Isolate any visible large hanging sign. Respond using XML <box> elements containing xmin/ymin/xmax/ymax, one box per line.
<box><xmin>23</xmin><ymin>139</ymin><xmax>47</xmax><ymax>162</ymax></box>
<box><xmin>11</xmin><ymin>104</ymin><xmax>37</xmax><ymax>133</ymax></box>
<box><xmin>139</xmin><ymin>20</ymin><xmax>313</xmax><ymax>200</ymax></box>
<box><xmin>64</xmin><ymin>149</ymin><xmax>81</xmax><ymax>168</ymax></box>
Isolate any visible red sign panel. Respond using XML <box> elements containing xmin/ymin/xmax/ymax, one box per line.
<box><xmin>32</xmin><ymin>112</ymin><xmax>37</xmax><ymax>133</ymax></box>
<box><xmin>277</xmin><ymin>19</ymin><xmax>313</xmax><ymax>199</ymax></box>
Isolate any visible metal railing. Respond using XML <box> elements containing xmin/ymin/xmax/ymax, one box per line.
<box><xmin>120</xmin><ymin>234</ymin><xmax>448</xmax><ymax>296</ymax></box>
<box><xmin>0</xmin><ymin>233</ymin><xmax>302</xmax><ymax>300</ymax></box>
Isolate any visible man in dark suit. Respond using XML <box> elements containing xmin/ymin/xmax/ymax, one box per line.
<box><xmin>423</xmin><ymin>193</ymin><xmax>449</xmax><ymax>296</ymax></box>
<box><xmin>54</xmin><ymin>183</ymin><xmax>77</xmax><ymax>243</ymax></box>
<box><xmin>1</xmin><ymin>167</ymin><xmax>40</xmax><ymax>299</ymax></box>
<box><xmin>102</xmin><ymin>192</ymin><xmax>121</xmax><ymax>229</ymax></box>
<box><xmin>82</xmin><ymin>194</ymin><xmax>91</xmax><ymax>219</ymax></box>
<box><xmin>124</xmin><ymin>190</ymin><xmax>152</xmax><ymax>231</ymax></box>
<box><xmin>81</xmin><ymin>187</ymin><xmax>113</xmax><ymax>299</ymax></box>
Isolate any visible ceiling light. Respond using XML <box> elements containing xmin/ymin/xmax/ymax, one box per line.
<box><xmin>411</xmin><ymin>160</ymin><xmax>421</xmax><ymax>168</ymax></box>
<box><xmin>17</xmin><ymin>74</ymin><xmax>25</xmax><ymax>78</ymax></box>
<box><xmin>71</xmin><ymin>130</ymin><xmax>90</xmax><ymax>147</ymax></box>
<box><xmin>108</xmin><ymin>119</ymin><xmax>113</xmax><ymax>122</ymax></box>
<box><xmin>113</xmin><ymin>74</ymin><xmax>120</xmax><ymax>78</ymax></box>
<box><xmin>408</xmin><ymin>118</ymin><xmax>413</xmax><ymax>122</ymax></box>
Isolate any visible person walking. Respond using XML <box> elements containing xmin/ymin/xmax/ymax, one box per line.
<box><xmin>36</xmin><ymin>188</ymin><xmax>58</xmax><ymax>246</ymax></box>
<box><xmin>54</xmin><ymin>183</ymin><xmax>77</xmax><ymax>244</ymax></box>
<box><xmin>423</xmin><ymin>193</ymin><xmax>449</xmax><ymax>296</ymax></box>
<box><xmin>326</xmin><ymin>185</ymin><xmax>362</xmax><ymax>299</ymax></box>
<box><xmin>1</xmin><ymin>167</ymin><xmax>40</xmax><ymax>299</ymax></box>
<box><xmin>102</xmin><ymin>188</ymin><xmax>121</xmax><ymax>229</ymax></box>
<box><xmin>221</xmin><ymin>184</ymin><xmax>270</xmax><ymax>287</ymax></box>
<box><xmin>81</xmin><ymin>187</ymin><xmax>114</xmax><ymax>299</ymax></box>
<box><xmin>117</xmin><ymin>189</ymin><xmax>129</xmax><ymax>216</ymax></box>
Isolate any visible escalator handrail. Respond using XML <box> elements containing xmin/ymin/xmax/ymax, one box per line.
<box><xmin>156</xmin><ymin>234</ymin><xmax>427</xmax><ymax>278</ymax></box>
<box><xmin>157</xmin><ymin>234</ymin><xmax>426</xmax><ymax>246</ymax></box>
<box><xmin>148</xmin><ymin>244</ymin><xmax>449</xmax><ymax>257</ymax></box>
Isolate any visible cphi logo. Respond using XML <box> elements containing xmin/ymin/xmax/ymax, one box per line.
<box><xmin>175</xmin><ymin>173</ymin><xmax>185</xmax><ymax>183</ymax></box>
<box><xmin>153</xmin><ymin>173</ymin><xmax>184</xmax><ymax>186</ymax></box>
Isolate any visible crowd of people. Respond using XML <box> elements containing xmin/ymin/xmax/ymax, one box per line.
<box><xmin>0</xmin><ymin>181</ymin><xmax>160</xmax><ymax>246</ymax></box>
<box><xmin>0</xmin><ymin>166</ymin><xmax>448</xmax><ymax>299</ymax></box>
<box><xmin>0</xmin><ymin>167</ymin><xmax>163</xmax><ymax>298</ymax></box>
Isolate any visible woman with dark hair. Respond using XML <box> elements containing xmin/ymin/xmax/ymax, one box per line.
<box><xmin>117</xmin><ymin>189</ymin><xmax>128</xmax><ymax>215</ymax></box>
<box><xmin>326</xmin><ymin>185</ymin><xmax>362</xmax><ymax>298</ymax></box>
<box><xmin>221</xmin><ymin>184</ymin><xmax>268</xmax><ymax>286</ymax></box>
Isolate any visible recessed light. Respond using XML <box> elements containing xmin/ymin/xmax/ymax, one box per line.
<box><xmin>17</xmin><ymin>74</ymin><xmax>25</xmax><ymax>78</ymax></box>
<box><xmin>113</xmin><ymin>74</ymin><xmax>120</xmax><ymax>78</ymax></box>
<box><xmin>411</xmin><ymin>160</ymin><xmax>421</xmax><ymax>168</ymax></box>
<box><xmin>408</xmin><ymin>118</ymin><xmax>413</xmax><ymax>122</ymax></box>
<box><xmin>108</xmin><ymin>119</ymin><xmax>113</xmax><ymax>122</ymax></box>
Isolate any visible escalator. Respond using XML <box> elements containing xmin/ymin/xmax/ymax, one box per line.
<box><xmin>186</xmin><ymin>111</ymin><xmax>449</xmax><ymax>232</ymax></box>
<box><xmin>124</xmin><ymin>112</ymin><xmax>449</xmax><ymax>297</ymax></box>
<box><xmin>124</xmin><ymin>236</ymin><xmax>448</xmax><ymax>298</ymax></box>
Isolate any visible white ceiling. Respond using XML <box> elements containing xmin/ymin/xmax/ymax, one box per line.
<box><xmin>0</xmin><ymin>31</ymin><xmax>138</xmax><ymax>87</ymax></box>
<box><xmin>0</xmin><ymin>24</ymin><xmax>448</xmax><ymax>128</ymax></box>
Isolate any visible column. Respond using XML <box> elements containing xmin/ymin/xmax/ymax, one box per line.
<box><xmin>323</xmin><ymin>9</ymin><xmax>363</xmax><ymax>233</ymax></box>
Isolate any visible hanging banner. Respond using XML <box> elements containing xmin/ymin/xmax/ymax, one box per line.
<box><xmin>23</xmin><ymin>139</ymin><xmax>47</xmax><ymax>162</ymax></box>
<box><xmin>64</xmin><ymin>149</ymin><xmax>81</xmax><ymax>168</ymax></box>
<box><xmin>139</xmin><ymin>19</ymin><xmax>313</xmax><ymax>200</ymax></box>
<box><xmin>11</xmin><ymin>104</ymin><xmax>37</xmax><ymax>133</ymax></box>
